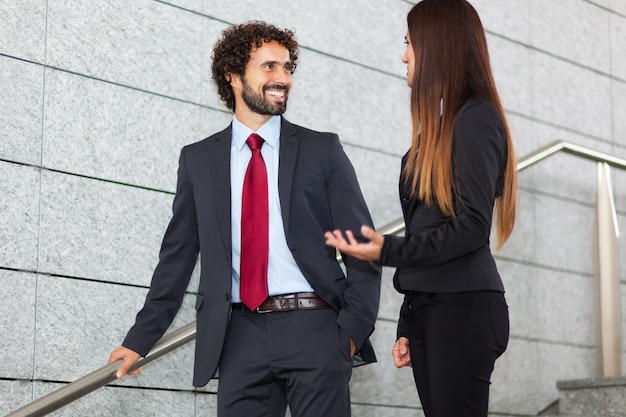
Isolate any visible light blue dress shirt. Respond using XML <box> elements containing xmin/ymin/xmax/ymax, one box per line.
<box><xmin>230</xmin><ymin>115</ymin><xmax>314</xmax><ymax>303</ymax></box>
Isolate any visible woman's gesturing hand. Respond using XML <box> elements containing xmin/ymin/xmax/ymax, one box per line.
<box><xmin>324</xmin><ymin>225</ymin><xmax>384</xmax><ymax>261</ymax></box>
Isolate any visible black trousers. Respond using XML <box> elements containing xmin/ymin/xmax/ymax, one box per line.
<box><xmin>217</xmin><ymin>308</ymin><xmax>353</xmax><ymax>417</ymax></box>
<box><xmin>407</xmin><ymin>291</ymin><xmax>509</xmax><ymax>417</ymax></box>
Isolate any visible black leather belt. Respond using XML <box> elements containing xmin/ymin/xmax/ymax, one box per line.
<box><xmin>232</xmin><ymin>292</ymin><xmax>331</xmax><ymax>313</ymax></box>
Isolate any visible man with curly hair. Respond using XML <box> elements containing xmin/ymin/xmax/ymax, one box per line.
<box><xmin>108</xmin><ymin>21</ymin><xmax>380</xmax><ymax>417</ymax></box>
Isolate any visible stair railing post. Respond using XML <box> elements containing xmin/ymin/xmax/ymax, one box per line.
<box><xmin>593</xmin><ymin>162</ymin><xmax>622</xmax><ymax>377</ymax></box>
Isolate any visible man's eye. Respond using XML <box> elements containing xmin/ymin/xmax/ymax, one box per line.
<box><xmin>263</xmin><ymin>64</ymin><xmax>274</xmax><ymax>70</ymax></box>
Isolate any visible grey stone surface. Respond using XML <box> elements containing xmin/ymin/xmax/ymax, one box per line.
<box><xmin>559</xmin><ymin>377</ymin><xmax>626</xmax><ymax>415</ymax></box>
<box><xmin>163</xmin><ymin>0</ymin><xmax>203</xmax><ymax>14</ymax></box>
<box><xmin>611</xmin><ymin>0</ymin><xmax>626</xmax><ymax>15</ymax></box>
<box><xmin>351</xmin><ymin>404</ymin><xmax>423</xmax><ymax>417</ymax></box>
<box><xmin>529</xmin><ymin>0</ymin><xmax>611</xmax><ymax>74</ymax></box>
<box><xmin>0</xmin><ymin>0</ymin><xmax>46</xmax><ymax>62</ymax></box>
<box><xmin>33</xmin><ymin>275</ymin><xmax>197</xmax><ymax>390</ymax></box>
<box><xmin>377</xmin><ymin>266</ymin><xmax>404</xmax><ymax>322</ymax></box>
<box><xmin>342</xmin><ymin>145</ymin><xmax>403</xmax><ymax>229</ymax></box>
<box><xmin>500</xmin><ymin>259</ymin><xmax>595</xmax><ymax>346</ymax></box>
<box><xmin>0</xmin><ymin>56</ymin><xmax>44</xmax><ymax>166</ymax></box>
<box><xmin>495</xmin><ymin>187</ymin><xmax>537</xmax><ymax>263</ymax></box>
<box><xmin>533</xmin><ymin>193</ymin><xmax>595</xmax><ymax>274</ymax></box>
<box><xmin>530</xmin><ymin>50</ymin><xmax>612</xmax><ymax>141</ymax></box>
<box><xmin>201</xmin><ymin>0</ymin><xmax>411</xmax><ymax>78</ymax></box>
<box><xmin>351</xmin><ymin>320</ymin><xmax>421</xmax><ymax>409</ymax></box>
<box><xmin>489</xmin><ymin>36</ymin><xmax>533</xmax><ymax>116</ymax></box>
<box><xmin>0</xmin><ymin>380</ymin><xmax>33</xmax><ymax>416</ymax></box>
<box><xmin>42</xmin><ymin>68</ymin><xmax>232</xmax><ymax>192</ymax></box>
<box><xmin>612</xmin><ymin>14</ymin><xmax>626</xmax><ymax>81</ymax></box>
<box><xmin>195</xmin><ymin>392</ymin><xmax>218</xmax><ymax>416</ymax></box>
<box><xmin>0</xmin><ymin>270</ymin><xmax>37</xmax><ymax>379</ymax></box>
<box><xmin>471</xmin><ymin>0</ymin><xmax>530</xmax><ymax>43</ymax></box>
<box><xmin>37</xmin><ymin>170</ymin><xmax>173</xmax><ymax>285</ymax></box>
<box><xmin>488</xmin><ymin>337</ymin><xmax>595</xmax><ymax>415</ymax></box>
<box><xmin>613</xmin><ymin>80</ymin><xmax>626</xmax><ymax>149</ymax></box>
<box><xmin>0</xmin><ymin>162</ymin><xmax>40</xmax><ymax>271</ymax></box>
<box><xmin>31</xmin><ymin>382</ymin><xmax>196</xmax><ymax>416</ymax></box>
<box><xmin>286</xmin><ymin>49</ymin><xmax>411</xmax><ymax>158</ymax></box>
<box><xmin>46</xmin><ymin>0</ymin><xmax>217</xmax><ymax>104</ymax></box>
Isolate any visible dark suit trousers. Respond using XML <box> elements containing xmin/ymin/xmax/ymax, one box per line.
<box><xmin>406</xmin><ymin>291</ymin><xmax>509</xmax><ymax>417</ymax></box>
<box><xmin>217</xmin><ymin>307</ymin><xmax>353</xmax><ymax>417</ymax></box>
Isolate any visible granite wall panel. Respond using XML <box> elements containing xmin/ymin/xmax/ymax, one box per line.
<box><xmin>200</xmin><ymin>0</ymin><xmax>411</xmax><ymax>77</ymax></box>
<box><xmin>0</xmin><ymin>56</ymin><xmax>44</xmax><ymax>166</ymax></box>
<box><xmin>530</xmin><ymin>51</ymin><xmax>612</xmax><ymax>141</ymax></box>
<box><xmin>530</xmin><ymin>0</ymin><xmax>611</xmax><ymax>74</ymax></box>
<box><xmin>46</xmin><ymin>0</ymin><xmax>216</xmax><ymax>104</ymax></box>
<box><xmin>0</xmin><ymin>270</ymin><xmax>37</xmax><ymax>379</ymax></box>
<box><xmin>33</xmin><ymin>275</ymin><xmax>196</xmax><ymax>390</ymax></box>
<box><xmin>0</xmin><ymin>163</ymin><xmax>40</xmax><ymax>271</ymax></box>
<box><xmin>37</xmin><ymin>170</ymin><xmax>172</xmax><ymax>285</ymax></box>
<box><xmin>42</xmin><ymin>68</ymin><xmax>231</xmax><ymax>192</ymax></box>
<box><xmin>0</xmin><ymin>0</ymin><xmax>46</xmax><ymax>63</ymax></box>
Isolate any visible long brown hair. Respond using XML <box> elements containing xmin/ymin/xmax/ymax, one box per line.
<box><xmin>404</xmin><ymin>0</ymin><xmax>517</xmax><ymax>249</ymax></box>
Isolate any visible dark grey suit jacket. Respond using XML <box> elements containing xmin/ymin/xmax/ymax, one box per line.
<box><xmin>123</xmin><ymin>117</ymin><xmax>381</xmax><ymax>387</ymax></box>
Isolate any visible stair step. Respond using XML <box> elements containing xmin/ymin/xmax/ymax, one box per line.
<box><xmin>557</xmin><ymin>376</ymin><xmax>626</xmax><ymax>416</ymax></box>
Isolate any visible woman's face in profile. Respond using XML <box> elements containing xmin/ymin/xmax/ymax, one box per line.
<box><xmin>402</xmin><ymin>32</ymin><xmax>415</xmax><ymax>88</ymax></box>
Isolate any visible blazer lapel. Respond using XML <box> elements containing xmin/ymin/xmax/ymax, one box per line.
<box><xmin>278</xmin><ymin>118</ymin><xmax>299</xmax><ymax>236</ymax></box>
<box><xmin>207</xmin><ymin>125</ymin><xmax>232</xmax><ymax>253</ymax></box>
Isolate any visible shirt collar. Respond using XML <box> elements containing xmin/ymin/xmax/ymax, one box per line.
<box><xmin>232</xmin><ymin>115</ymin><xmax>281</xmax><ymax>151</ymax></box>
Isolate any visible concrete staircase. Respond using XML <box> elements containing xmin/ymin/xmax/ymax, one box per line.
<box><xmin>542</xmin><ymin>377</ymin><xmax>626</xmax><ymax>416</ymax></box>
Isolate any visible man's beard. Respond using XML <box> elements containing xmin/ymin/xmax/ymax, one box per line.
<box><xmin>241</xmin><ymin>76</ymin><xmax>289</xmax><ymax>115</ymax></box>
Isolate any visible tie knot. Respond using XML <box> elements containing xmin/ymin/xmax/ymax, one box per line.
<box><xmin>246</xmin><ymin>133</ymin><xmax>264</xmax><ymax>151</ymax></box>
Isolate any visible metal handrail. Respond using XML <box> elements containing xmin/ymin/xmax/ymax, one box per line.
<box><xmin>6</xmin><ymin>322</ymin><xmax>197</xmax><ymax>417</ymax></box>
<box><xmin>7</xmin><ymin>140</ymin><xmax>626</xmax><ymax>416</ymax></box>
<box><xmin>517</xmin><ymin>140</ymin><xmax>626</xmax><ymax>171</ymax></box>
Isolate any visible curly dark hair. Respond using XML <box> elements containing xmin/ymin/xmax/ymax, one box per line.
<box><xmin>211</xmin><ymin>21</ymin><xmax>299</xmax><ymax>111</ymax></box>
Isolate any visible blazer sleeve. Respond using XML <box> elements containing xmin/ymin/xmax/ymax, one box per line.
<box><xmin>396</xmin><ymin>294</ymin><xmax>411</xmax><ymax>339</ymax></box>
<box><xmin>122</xmin><ymin>147</ymin><xmax>200</xmax><ymax>356</ymax></box>
<box><xmin>326</xmin><ymin>135</ymin><xmax>382</xmax><ymax>350</ymax></box>
<box><xmin>379</xmin><ymin>102</ymin><xmax>506</xmax><ymax>269</ymax></box>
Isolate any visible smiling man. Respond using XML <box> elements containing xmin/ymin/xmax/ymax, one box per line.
<box><xmin>108</xmin><ymin>21</ymin><xmax>381</xmax><ymax>417</ymax></box>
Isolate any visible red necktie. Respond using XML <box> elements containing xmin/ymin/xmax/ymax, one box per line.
<box><xmin>240</xmin><ymin>133</ymin><xmax>269</xmax><ymax>310</ymax></box>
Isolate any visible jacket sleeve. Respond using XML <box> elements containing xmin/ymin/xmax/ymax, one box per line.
<box><xmin>396</xmin><ymin>294</ymin><xmax>411</xmax><ymax>339</ymax></box>
<box><xmin>379</xmin><ymin>102</ymin><xmax>506</xmax><ymax>269</ymax></box>
<box><xmin>326</xmin><ymin>135</ymin><xmax>382</xmax><ymax>351</ymax></box>
<box><xmin>122</xmin><ymin>147</ymin><xmax>200</xmax><ymax>356</ymax></box>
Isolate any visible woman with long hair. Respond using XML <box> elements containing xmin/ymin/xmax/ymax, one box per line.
<box><xmin>325</xmin><ymin>1</ymin><xmax>517</xmax><ymax>415</ymax></box>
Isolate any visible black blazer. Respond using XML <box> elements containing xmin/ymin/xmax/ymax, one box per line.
<box><xmin>122</xmin><ymin>118</ymin><xmax>381</xmax><ymax>386</ymax></box>
<box><xmin>378</xmin><ymin>98</ymin><xmax>507</xmax><ymax>337</ymax></box>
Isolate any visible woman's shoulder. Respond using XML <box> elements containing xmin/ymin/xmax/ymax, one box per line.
<box><xmin>453</xmin><ymin>96</ymin><xmax>506</xmax><ymax>155</ymax></box>
<box><xmin>456</xmin><ymin>96</ymin><xmax>502</xmax><ymax>125</ymax></box>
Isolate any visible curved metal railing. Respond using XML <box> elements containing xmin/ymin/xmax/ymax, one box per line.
<box><xmin>6</xmin><ymin>140</ymin><xmax>626</xmax><ymax>416</ymax></box>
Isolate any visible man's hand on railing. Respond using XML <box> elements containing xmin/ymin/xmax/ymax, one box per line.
<box><xmin>108</xmin><ymin>346</ymin><xmax>142</xmax><ymax>379</ymax></box>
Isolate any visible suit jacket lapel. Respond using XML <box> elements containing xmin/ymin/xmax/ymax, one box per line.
<box><xmin>207</xmin><ymin>125</ymin><xmax>232</xmax><ymax>253</ymax></box>
<box><xmin>278</xmin><ymin>118</ymin><xmax>298</xmax><ymax>236</ymax></box>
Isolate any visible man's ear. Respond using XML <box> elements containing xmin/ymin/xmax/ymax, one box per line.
<box><xmin>226</xmin><ymin>72</ymin><xmax>240</xmax><ymax>86</ymax></box>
